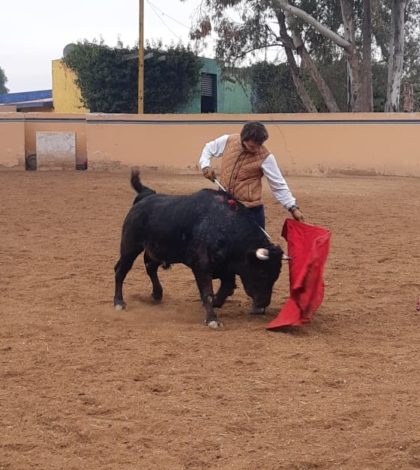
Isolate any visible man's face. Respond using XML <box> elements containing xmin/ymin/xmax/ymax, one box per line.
<box><xmin>242</xmin><ymin>139</ymin><xmax>261</xmax><ymax>154</ymax></box>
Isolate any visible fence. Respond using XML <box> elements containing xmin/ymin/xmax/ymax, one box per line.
<box><xmin>1</xmin><ymin>112</ymin><xmax>419</xmax><ymax>176</ymax></box>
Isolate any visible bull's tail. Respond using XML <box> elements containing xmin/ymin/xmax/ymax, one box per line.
<box><xmin>131</xmin><ymin>167</ymin><xmax>156</xmax><ymax>203</ymax></box>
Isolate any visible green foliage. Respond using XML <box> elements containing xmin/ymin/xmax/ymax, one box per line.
<box><xmin>291</xmin><ymin>0</ymin><xmax>346</xmax><ymax>62</ymax></box>
<box><xmin>249</xmin><ymin>61</ymin><xmax>305</xmax><ymax>113</ymax></box>
<box><xmin>300</xmin><ymin>59</ymin><xmax>347</xmax><ymax>112</ymax></box>
<box><xmin>143</xmin><ymin>43</ymin><xmax>202</xmax><ymax>113</ymax></box>
<box><xmin>371</xmin><ymin>63</ymin><xmax>388</xmax><ymax>111</ymax></box>
<box><xmin>63</xmin><ymin>41</ymin><xmax>138</xmax><ymax>113</ymax></box>
<box><xmin>248</xmin><ymin>58</ymin><xmax>390</xmax><ymax>113</ymax></box>
<box><xmin>63</xmin><ymin>41</ymin><xmax>202</xmax><ymax>113</ymax></box>
<box><xmin>0</xmin><ymin>66</ymin><xmax>8</xmax><ymax>94</ymax></box>
<box><xmin>192</xmin><ymin>0</ymin><xmax>420</xmax><ymax>112</ymax></box>
<box><xmin>249</xmin><ymin>59</ymin><xmax>347</xmax><ymax>113</ymax></box>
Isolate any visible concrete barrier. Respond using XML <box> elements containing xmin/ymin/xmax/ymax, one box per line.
<box><xmin>0</xmin><ymin>113</ymin><xmax>25</xmax><ymax>168</ymax></box>
<box><xmin>0</xmin><ymin>112</ymin><xmax>419</xmax><ymax>176</ymax></box>
<box><xmin>36</xmin><ymin>131</ymin><xmax>76</xmax><ymax>170</ymax></box>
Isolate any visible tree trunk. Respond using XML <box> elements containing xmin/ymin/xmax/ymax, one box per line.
<box><xmin>286</xmin><ymin>17</ymin><xmax>341</xmax><ymax>112</ymax></box>
<box><xmin>340</xmin><ymin>0</ymin><xmax>364</xmax><ymax>111</ymax></box>
<box><xmin>385</xmin><ymin>0</ymin><xmax>406</xmax><ymax>112</ymax></box>
<box><xmin>300</xmin><ymin>46</ymin><xmax>341</xmax><ymax>112</ymax></box>
<box><xmin>274</xmin><ymin>0</ymin><xmax>351</xmax><ymax>48</ymax></box>
<box><xmin>277</xmin><ymin>11</ymin><xmax>318</xmax><ymax>112</ymax></box>
<box><xmin>361</xmin><ymin>0</ymin><xmax>373</xmax><ymax>111</ymax></box>
<box><xmin>273</xmin><ymin>0</ymin><xmax>375</xmax><ymax>112</ymax></box>
<box><xmin>402</xmin><ymin>82</ymin><xmax>414</xmax><ymax>112</ymax></box>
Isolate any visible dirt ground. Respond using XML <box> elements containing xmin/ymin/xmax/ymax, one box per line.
<box><xmin>1</xmin><ymin>168</ymin><xmax>419</xmax><ymax>470</ymax></box>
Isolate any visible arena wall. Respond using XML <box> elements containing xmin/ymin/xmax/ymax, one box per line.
<box><xmin>0</xmin><ymin>113</ymin><xmax>25</xmax><ymax>167</ymax></box>
<box><xmin>23</xmin><ymin>113</ymin><xmax>87</xmax><ymax>167</ymax></box>
<box><xmin>0</xmin><ymin>112</ymin><xmax>419</xmax><ymax>176</ymax></box>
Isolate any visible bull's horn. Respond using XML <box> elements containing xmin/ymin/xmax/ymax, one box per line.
<box><xmin>256</xmin><ymin>248</ymin><xmax>269</xmax><ymax>260</ymax></box>
<box><xmin>282</xmin><ymin>254</ymin><xmax>292</xmax><ymax>261</ymax></box>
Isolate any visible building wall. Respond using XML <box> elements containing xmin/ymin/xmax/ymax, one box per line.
<box><xmin>0</xmin><ymin>90</ymin><xmax>53</xmax><ymax>112</ymax></box>
<box><xmin>0</xmin><ymin>112</ymin><xmax>419</xmax><ymax>177</ymax></box>
<box><xmin>218</xmin><ymin>80</ymin><xmax>252</xmax><ymax>114</ymax></box>
<box><xmin>52</xmin><ymin>60</ymin><xmax>89</xmax><ymax>114</ymax></box>
<box><xmin>178</xmin><ymin>58</ymin><xmax>252</xmax><ymax>114</ymax></box>
<box><xmin>51</xmin><ymin>56</ymin><xmax>252</xmax><ymax>115</ymax></box>
<box><xmin>27</xmin><ymin>106</ymin><xmax>54</xmax><ymax>113</ymax></box>
<box><xmin>0</xmin><ymin>105</ymin><xmax>17</xmax><ymax>112</ymax></box>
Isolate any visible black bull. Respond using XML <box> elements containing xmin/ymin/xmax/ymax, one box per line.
<box><xmin>114</xmin><ymin>169</ymin><xmax>284</xmax><ymax>328</ymax></box>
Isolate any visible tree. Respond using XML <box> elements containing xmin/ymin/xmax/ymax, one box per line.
<box><xmin>396</xmin><ymin>1</ymin><xmax>420</xmax><ymax>110</ymax></box>
<box><xmin>384</xmin><ymin>0</ymin><xmax>406</xmax><ymax>111</ymax></box>
<box><xmin>0</xmin><ymin>66</ymin><xmax>8</xmax><ymax>94</ymax></box>
<box><xmin>249</xmin><ymin>61</ymin><xmax>306</xmax><ymax>112</ymax></box>
<box><xmin>186</xmin><ymin>0</ymin><xmax>417</xmax><ymax>112</ymax></box>
<box><xmin>143</xmin><ymin>43</ymin><xmax>202</xmax><ymax>113</ymax></box>
<box><xmin>63</xmin><ymin>40</ymin><xmax>138</xmax><ymax>113</ymax></box>
<box><xmin>63</xmin><ymin>40</ymin><xmax>202</xmax><ymax>113</ymax></box>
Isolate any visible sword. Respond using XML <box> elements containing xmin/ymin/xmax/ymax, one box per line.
<box><xmin>214</xmin><ymin>179</ymin><xmax>273</xmax><ymax>241</ymax></box>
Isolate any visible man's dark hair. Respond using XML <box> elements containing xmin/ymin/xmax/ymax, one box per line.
<box><xmin>240</xmin><ymin>121</ymin><xmax>269</xmax><ymax>145</ymax></box>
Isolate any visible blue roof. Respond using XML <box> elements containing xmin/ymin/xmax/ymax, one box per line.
<box><xmin>0</xmin><ymin>89</ymin><xmax>52</xmax><ymax>104</ymax></box>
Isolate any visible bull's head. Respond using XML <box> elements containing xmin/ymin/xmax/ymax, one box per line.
<box><xmin>238</xmin><ymin>245</ymin><xmax>284</xmax><ymax>311</ymax></box>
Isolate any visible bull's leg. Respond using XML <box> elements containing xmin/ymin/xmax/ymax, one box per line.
<box><xmin>213</xmin><ymin>273</ymin><xmax>236</xmax><ymax>308</ymax></box>
<box><xmin>144</xmin><ymin>252</ymin><xmax>163</xmax><ymax>302</ymax></box>
<box><xmin>114</xmin><ymin>247</ymin><xmax>143</xmax><ymax>310</ymax></box>
<box><xmin>251</xmin><ymin>302</ymin><xmax>266</xmax><ymax>315</ymax></box>
<box><xmin>192</xmin><ymin>269</ymin><xmax>221</xmax><ymax>329</ymax></box>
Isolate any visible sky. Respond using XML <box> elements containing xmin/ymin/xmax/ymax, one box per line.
<box><xmin>1</xmin><ymin>0</ymin><xmax>213</xmax><ymax>93</ymax></box>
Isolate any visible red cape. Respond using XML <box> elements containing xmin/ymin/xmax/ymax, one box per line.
<box><xmin>267</xmin><ymin>219</ymin><xmax>331</xmax><ymax>330</ymax></box>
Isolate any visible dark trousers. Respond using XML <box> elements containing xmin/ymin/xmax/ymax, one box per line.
<box><xmin>247</xmin><ymin>205</ymin><xmax>265</xmax><ymax>229</ymax></box>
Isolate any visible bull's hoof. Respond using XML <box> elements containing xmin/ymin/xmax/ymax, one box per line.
<box><xmin>251</xmin><ymin>307</ymin><xmax>266</xmax><ymax>315</ymax></box>
<box><xmin>151</xmin><ymin>292</ymin><xmax>162</xmax><ymax>303</ymax></box>
<box><xmin>207</xmin><ymin>320</ymin><xmax>223</xmax><ymax>329</ymax></box>
<box><xmin>114</xmin><ymin>302</ymin><xmax>126</xmax><ymax>311</ymax></box>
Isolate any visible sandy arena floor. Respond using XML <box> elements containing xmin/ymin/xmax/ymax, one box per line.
<box><xmin>0</xmin><ymin>169</ymin><xmax>419</xmax><ymax>470</ymax></box>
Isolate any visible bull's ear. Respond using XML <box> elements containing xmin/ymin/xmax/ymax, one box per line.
<box><xmin>255</xmin><ymin>248</ymin><xmax>269</xmax><ymax>260</ymax></box>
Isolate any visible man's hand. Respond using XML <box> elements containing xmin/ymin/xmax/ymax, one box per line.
<box><xmin>202</xmin><ymin>166</ymin><xmax>216</xmax><ymax>182</ymax></box>
<box><xmin>291</xmin><ymin>207</ymin><xmax>305</xmax><ymax>222</ymax></box>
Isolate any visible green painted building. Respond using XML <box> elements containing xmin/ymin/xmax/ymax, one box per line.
<box><xmin>177</xmin><ymin>58</ymin><xmax>252</xmax><ymax>114</ymax></box>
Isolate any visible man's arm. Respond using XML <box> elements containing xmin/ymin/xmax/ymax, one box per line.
<box><xmin>262</xmin><ymin>154</ymin><xmax>304</xmax><ymax>221</ymax></box>
<box><xmin>199</xmin><ymin>134</ymin><xmax>229</xmax><ymax>170</ymax></box>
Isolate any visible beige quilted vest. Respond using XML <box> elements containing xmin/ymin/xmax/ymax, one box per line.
<box><xmin>220</xmin><ymin>134</ymin><xmax>270</xmax><ymax>208</ymax></box>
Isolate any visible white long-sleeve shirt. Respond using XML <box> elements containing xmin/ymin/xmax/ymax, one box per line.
<box><xmin>199</xmin><ymin>134</ymin><xmax>297</xmax><ymax>210</ymax></box>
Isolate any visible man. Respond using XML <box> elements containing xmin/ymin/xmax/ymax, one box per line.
<box><xmin>199</xmin><ymin>121</ymin><xmax>304</xmax><ymax>228</ymax></box>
